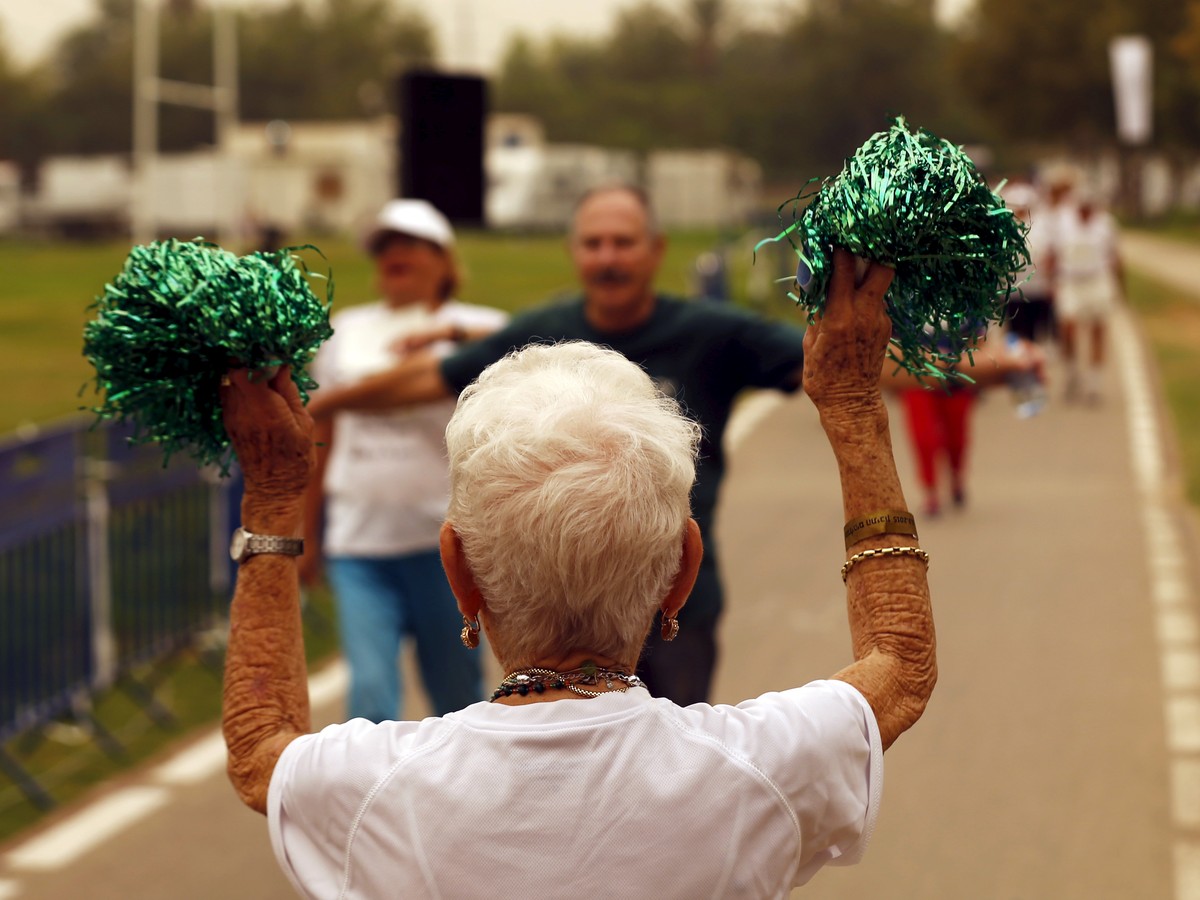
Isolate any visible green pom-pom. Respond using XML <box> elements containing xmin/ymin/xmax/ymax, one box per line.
<box><xmin>757</xmin><ymin>116</ymin><xmax>1030</xmax><ymax>381</ymax></box>
<box><xmin>82</xmin><ymin>238</ymin><xmax>334</xmax><ymax>470</ymax></box>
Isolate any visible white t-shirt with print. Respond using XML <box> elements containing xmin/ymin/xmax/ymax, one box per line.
<box><xmin>268</xmin><ymin>679</ymin><xmax>883</xmax><ymax>899</ymax></box>
<box><xmin>312</xmin><ymin>300</ymin><xmax>508</xmax><ymax>557</ymax></box>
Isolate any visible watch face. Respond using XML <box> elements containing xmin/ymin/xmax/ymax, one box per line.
<box><xmin>230</xmin><ymin>529</ymin><xmax>247</xmax><ymax>561</ymax></box>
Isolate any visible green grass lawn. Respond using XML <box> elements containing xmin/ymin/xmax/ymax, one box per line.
<box><xmin>1126</xmin><ymin>270</ymin><xmax>1200</xmax><ymax>508</ymax></box>
<box><xmin>1132</xmin><ymin>211</ymin><xmax>1200</xmax><ymax>244</ymax></box>
<box><xmin>0</xmin><ymin>229</ymin><xmax>781</xmax><ymax>432</ymax></box>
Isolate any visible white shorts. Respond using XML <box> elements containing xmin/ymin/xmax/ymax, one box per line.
<box><xmin>1057</xmin><ymin>274</ymin><xmax>1116</xmax><ymax>322</ymax></box>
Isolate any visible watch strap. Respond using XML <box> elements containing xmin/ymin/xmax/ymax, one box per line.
<box><xmin>244</xmin><ymin>533</ymin><xmax>304</xmax><ymax>557</ymax></box>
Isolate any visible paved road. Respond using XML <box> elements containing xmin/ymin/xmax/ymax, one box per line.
<box><xmin>2</xmin><ymin>242</ymin><xmax>1195</xmax><ymax>897</ymax></box>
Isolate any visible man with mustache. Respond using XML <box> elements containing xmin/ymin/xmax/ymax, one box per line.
<box><xmin>308</xmin><ymin>184</ymin><xmax>807</xmax><ymax>705</ymax></box>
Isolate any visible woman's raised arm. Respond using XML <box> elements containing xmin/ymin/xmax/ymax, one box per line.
<box><xmin>804</xmin><ymin>249</ymin><xmax>937</xmax><ymax>751</ymax></box>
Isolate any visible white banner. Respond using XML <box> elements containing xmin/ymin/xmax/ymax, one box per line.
<box><xmin>1109</xmin><ymin>35</ymin><xmax>1153</xmax><ymax>146</ymax></box>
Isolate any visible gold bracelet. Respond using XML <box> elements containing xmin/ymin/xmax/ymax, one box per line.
<box><xmin>844</xmin><ymin>510</ymin><xmax>918</xmax><ymax>550</ymax></box>
<box><xmin>841</xmin><ymin>546</ymin><xmax>929</xmax><ymax>584</ymax></box>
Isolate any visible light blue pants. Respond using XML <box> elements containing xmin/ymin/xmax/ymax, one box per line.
<box><xmin>326</xmin><ymin>550</ymin><xmax>483</xmax><ymax>723</ymax></box>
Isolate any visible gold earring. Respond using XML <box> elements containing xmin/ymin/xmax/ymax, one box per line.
<box><xmin>460</xmin><ymin>615</ymin><xmax>481</xmax><ymax>649</ymax></box>
<box><xmin>660</xmin><ymin>614</ymin><xmax>680</xmax><ymax>642</ymax></box>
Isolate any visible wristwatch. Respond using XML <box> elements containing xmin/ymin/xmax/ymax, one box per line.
<box><xmin>229</xmin><ymin>526</ymin><xmax>304</xmax><ymax>563</ymax></box>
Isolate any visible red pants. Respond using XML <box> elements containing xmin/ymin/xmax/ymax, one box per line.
<box><xmin>901</xmin><ymin>388</ymin><xmax>975</xmax><ymax>492</ymax></box>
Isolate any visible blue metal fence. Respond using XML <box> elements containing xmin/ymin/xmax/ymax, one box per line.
<box><xmin>0</xmin><ymin>417</ymin><xmax>236</xmax><ymax>752</ymax></box>
<box><xmin>0</xmin><ymin>423</ymin><xmax>92</xmax><ymax>742</ymax></box>
<box><xmin>105</xmin><ymin>424</ymin><xmax>228</xmax><ymax>673</ymax></box>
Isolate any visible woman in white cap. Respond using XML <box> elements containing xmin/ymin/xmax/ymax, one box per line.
<box><xmin>302</xmin><ymin>199</ymin><xmax>507</xmax><ymax>723</ymax></box>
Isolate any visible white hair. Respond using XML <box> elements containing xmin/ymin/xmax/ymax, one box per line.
<box><xmin>444</xmin><ymin>341</ymin><xmax>700</xmax><ymax>667</ymax></box>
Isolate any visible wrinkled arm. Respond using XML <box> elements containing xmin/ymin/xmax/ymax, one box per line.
<box><xmin>220</xmin><ymin>368</ymin><xmax>316</xmax><ymax>813</ymax></box>
<box><xmin>803</xmin><ymin>250</ymin><xmax>937</xmax><ymax>751</ymax></box>
<box><xmin>822</xmin><ymin>401</ymin><xmax>935</xmax><ymax>750</ymax></box>
<box><xmin>306</xmin><ymin>350</ymin><xmax>452</xmax><ymax>420</ymax></box>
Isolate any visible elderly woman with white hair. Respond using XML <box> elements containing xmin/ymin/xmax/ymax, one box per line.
<box><xmin>219</xmin><ymin>249</ymin><xmax>935</xmax><ymax>898</ymax></box>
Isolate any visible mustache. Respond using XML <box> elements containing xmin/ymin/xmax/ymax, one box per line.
<box><xmin>590</xmin><ymin>267</ymin><xmax>632</xmax><ymax>286</ymax></box>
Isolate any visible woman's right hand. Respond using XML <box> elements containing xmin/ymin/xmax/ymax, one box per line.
<box><xmin>801</xmin><ymin>248</ymin><xmax>895</xmax><ymax>422</ymax></box>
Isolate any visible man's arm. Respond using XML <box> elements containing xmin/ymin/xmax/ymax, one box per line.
<box><xmin>878</xmin><ymin>334</ymin><xmax>1044</xmax><ymax>392</ymax></box>
<box><xmin>389</xmin><ymin>322</ymin><xmax>501</xmax><ymax>356</ymax></box>
<box><xmin>220</xmin><ymin>367</ymin><xmax>316</xmax><ymax>813</ymax></box>
<box><xmin>803</xmin><ymin>250</ymin><xmax>937</xmax><ymax>751</ymax></box>
<box><xmin>306</xmin><ymin>350</ymin><xmax>452</xmax><ymax>420</ymax></box>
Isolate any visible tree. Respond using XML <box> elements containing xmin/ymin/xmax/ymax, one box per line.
<box><xmin>237</xmin><ymin>0</ymin><xmax>435</xmax><ymax>122</ymax></box>
<box><xmin>24</xmin><ymin>0</ymin><xmax>435</xmax><ymax>161</ymax></box>
<box><xmin>0</xmin><ymin>29</ymin><xmax>50</xmax><ymax>176</ymax></box>
<box><xmin>955</xmin><ymin>0</ymin><xmax>1200</xmax><ymax>150</ymax></box>
<box><xmin>495</xmin><ymin>0</ymin><xmax>967</xmax><ymax>180</ymax></box>
<box><xmin>1174</xmin><ymin>1</ymin><xmax>1200</xmax><ymax>88</ymax></box>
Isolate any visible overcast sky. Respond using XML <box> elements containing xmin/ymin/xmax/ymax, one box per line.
<box><xmin>1</xmin><ymin>0</ymin><xmax>973</xmax><ymax>71</ymax></box>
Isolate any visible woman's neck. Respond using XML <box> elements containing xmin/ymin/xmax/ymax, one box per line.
<box><xmin>490</xmin><ymin>652</ymin><xmax>638</xmax><ymax>706</ymax></box>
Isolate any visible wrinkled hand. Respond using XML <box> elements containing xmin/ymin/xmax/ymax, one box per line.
<box><xmin>220</xmin><ymin>367</ymin><xmax>316</xmax><ymax>504</ymax></box>
<box><xmin>802</xmin><ymin>249</ymin><xmax>895</xmax><ymax>418</ymax></box>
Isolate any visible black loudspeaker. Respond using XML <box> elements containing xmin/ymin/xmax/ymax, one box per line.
<box><xmin>398</xmin><ymin>71</ymin><xmax>488</xmax><ymax>226</ymax></box>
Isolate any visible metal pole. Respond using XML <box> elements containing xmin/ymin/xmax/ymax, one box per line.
<box><xmin>214</xmin><ymin>5</ymin><xmax>239</xmax><ymax>246</ymax></box>
<box><xmin>85</xmin><ymin>459</ymin><xmax>117</xmax><ymax>691</ymax></box>
<box><xmin>132</xmin><ymin>0</ymin><xmax>159</xmax><ymax>244</ymax></box>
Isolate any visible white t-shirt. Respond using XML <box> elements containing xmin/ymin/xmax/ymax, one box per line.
<box><xmin>312</xmin><ymin>300</ymin><xmax>508</xmax><ymax>557</ymax></box>
<box><xmin>268</xmin><ymin>679</ymin><xmax>883</xmax><ymax>899</ymax></box>
<box><xmin>1055</xmin><ymin>210</ymin><xmax>1119</xmax><ymax>319</ymax></box>
<box><xmin>1018</xmin><ymin>205</ymin><xmax>1058</xmax><ymax>299</ymax></box>
<box><xmin>1056</xmin><ymin>210</ymin><xmax>1118</xmax><ymax>282</ymax></box>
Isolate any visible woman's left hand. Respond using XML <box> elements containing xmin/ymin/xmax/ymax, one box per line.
<box><xmin>802</xmin><ymin>248</ymin><xmax>895</xmax><ymax>421</ymax></box>
<box><xmin>220</xmin><ymin>366</ymin><xmax>316</xmax><ymax>506</ymax></box>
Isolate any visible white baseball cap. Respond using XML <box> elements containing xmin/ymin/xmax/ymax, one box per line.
<box><xmin>365</xmin><ymin>199</ymin><xmax>456</xmax><ymax>253</ymax></box>
<box><xmin>1002</xmin><ymin>184</ymin><xmax>1038</xmax><ymax>210</ymax></box>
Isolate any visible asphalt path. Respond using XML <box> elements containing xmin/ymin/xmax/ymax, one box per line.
<box><xmin>2</xmin><ymin>242</ymin><xmax>1196</xmax><ymax>897</ymax></box>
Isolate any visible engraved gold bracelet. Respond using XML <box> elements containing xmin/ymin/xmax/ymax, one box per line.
<box><xmin>843</xmin><ymin>509</ymin><xmax>918</xmax><ymax>550</ymax></box>
<box><xmin>841</xmin><ymin>546</ymin><xmax>930</xmax><ymax>584</ymax></box>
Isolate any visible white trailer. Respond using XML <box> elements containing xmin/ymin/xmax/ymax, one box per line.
<box><xmin>646</xmin><ymin>150</ymin><xmax>762</xmax><ymax>231</ymax></box>
<box><xmin>0</xmin><ymin>162</ymin><xmax>19</xmax><ymax>234</ymax></box>
<box><xmin>29</xmin><ymin>156</ymin><xmax>131</xmax><ymax>236</ymax></box>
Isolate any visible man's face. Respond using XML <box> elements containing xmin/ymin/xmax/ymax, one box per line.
<box><xmin>374</xmin><ymin>233</ymin><xmax>449</xmax><ymax>306</ymax></box>
<box><xmin>569</xmin><ymin>191</ymin><xmax>665</xmax><ymax>320</ymax></box>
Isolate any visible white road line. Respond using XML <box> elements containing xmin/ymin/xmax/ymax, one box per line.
<box><xmin>308</xmin><ymin>659</ymin><xmax>349</xmax><ymax>708</ymax></box>
<box><xmin>1164</xmin><ymin>650</ymin><xmax>1200</xmax><ymax>692</ymax></box>
<box><xmin>1160</xmin><ymin>609</ymin><xmax>1200</xmax><ymax>647</ymax></box>
<box><xmin>1178</xmin><ymin>844</ymin><xmax>1200</xmax><ymax>899</ymax></box>
<box><xmin>151</xmin><ymin>730</ymin><xmax>228</xmax><ymax>786</ymax></box>
<box><xmin>1167</xmin><ymin>697</ymin><xmax>1200</xmax><ymax>753</ymax></box>
<box><xmin>1114</xmin><ymin>309</ymin><xmax>1200</xmax><ymax>898</ymax></box>
<box><xmin>5</xmin><ymin>787</ymin><xmax>169</xmax><ymax>871</ymax></box>
<box><xmin>1157</xmin><ymin>577</ymin><xmax>1193</xmax><ymax>609</ymax></box>
<box><xmin>725</xmin><ymin>391</ymin><xmax>786</xmax><ymax>453</ymax></box>
<box><xmin>1174</xmin><ymin>760</ymin><xmax>1200</xmax><ymax>828</ymax></box>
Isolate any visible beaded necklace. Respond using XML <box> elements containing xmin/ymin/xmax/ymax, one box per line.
<box><xmin>490</xmin><ymin>659</ymin><xmax>644</xmax><ymax>701</ymax></box>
